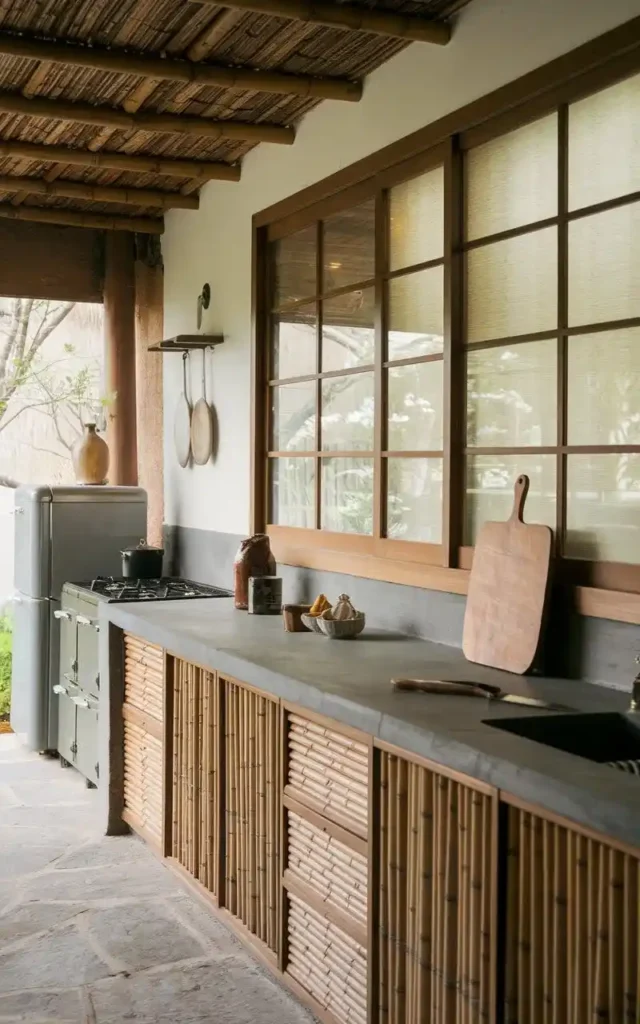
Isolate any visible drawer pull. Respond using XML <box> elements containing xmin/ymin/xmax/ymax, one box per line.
<box><xmin>71</xmin><ymin>696</ymin><xmax>90</xmax><ymax>709</ymax></box>
<box><xmin>53</xmin><ymin>684</ymin><xmax>67</xmax><ymax>695</ymax></box>
<box><xmin>54</xmin><ymin>610</ymin><xmax>72</xmax><ymax>621</ymax></box>
<box><xmin>77</xmin><ymin>615</ymin><xmax>99</xmax><ymax>631</ymax></box>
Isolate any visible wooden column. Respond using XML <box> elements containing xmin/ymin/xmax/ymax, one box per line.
<box><xmin>104</xmin><ymin>231</ymin><xmax>138</xmax><ymax>486</ymax></box>
<box><xmin>134</xmin><ymin>236</ymin><xmax>164</xmax><ymax>545</ymax></box>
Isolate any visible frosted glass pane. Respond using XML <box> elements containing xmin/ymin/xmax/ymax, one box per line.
<box><xmin>322</xmin><ymin>288</ymin><xmax>374</xmax><ymax>371</ymax></box>
<box><xmin>387</xmin><ymin>458</ymin><xmax>443</xmax><ymax>542</ymax></box>
<box><xmin>388</xmin><ymin>267</ymin><xmax>444</xmax><ymax>359</ymax></box>
<box><xmin>466</xmin><ymin>114</ymin><xmax>558</xmax><ymax>240</ymax></box>
<box><xmin>270</xmin><ymin>458</ymin><xmax>315</xmax><ymax>528</ymax></box>
<box><xmin>566</xmin><ymin>454</ymin><xmax>640</xmax><ymax>562</ymax></box>
<box><xmin>390</xmin><ymin>166</ymin><xmax>444</xmax><ymax>269</ymax></box>
<box><xmin>569</xmin><ymin>73</ymin><xmax>640</xmax><ymax>210</ymax></box>
<box><xmin>467</xmin><ymin>340</ymin><xmax>557</xmax><ymax>447</ymax></box>
<box><xmin>465</xmin><ymin>454</ymin><xmax>555</xmax><ymax>544</ymax></box>
<box><xmin>271</xmin><ymin>382</ymin><xmax>316</xmax><ymax>451</ymax></box>
<box><xmin>568</xmin><ymin>203</ymin><xmax>640</xmax><ymax>327</ymax></box>
<box><xmin>388</xmin><ymin>361</ymin><xmax>443</xmax><ymax>450</ymax></box>
<box><xmin>321</xmin><ymin>372</ymin><xmax>374</xmax><ymax>450</ymax></box>
<box><xmin>467</xmin><ymin>228</ymin><xmax>557</xmax><ymax>343</ymax></box>
<box><xmin>568</xmin><ymin>329</ymin><xmax>640</xmax><ymax>445</ymax></box>
<box><xmin>323</xmin><ymin>200</ymin><xmax>375</xmax><ymax>291</ymax></box>
<box><xmin>322</xmin><ymin>458</ymin><xmax>373</xmax><ymax>534</ymax></box>
<box><xmin>273</xmin><ymin>225</ymin><xmax>316</xmax><ymax>307</ymax></box>
<box><xmin>272</xmin><ymin>304</ymin><xmax>316</xmax><ymax>379</ymax></box>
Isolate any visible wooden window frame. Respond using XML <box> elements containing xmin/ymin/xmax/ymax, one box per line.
<box><xmin>251</xmin><ymin>15</ymin><xmax>640</xmax><ymax>625</ymax></box>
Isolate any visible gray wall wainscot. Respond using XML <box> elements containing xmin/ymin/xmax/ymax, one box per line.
<box><xmin>163</xmin><ymin>525</ymin><xmax>639</xmax><ymax>691</ymax></box>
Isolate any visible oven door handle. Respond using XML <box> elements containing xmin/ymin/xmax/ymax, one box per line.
<box><xmin>76</xmin><ymin>615</ymin><xmax>99</xmax><ymax>631</ymax></box>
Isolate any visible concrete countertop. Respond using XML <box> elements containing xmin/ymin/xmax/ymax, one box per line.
<box><xmin>100</xmin><ymin>598</ymin><xmax>640</xmax><ymax>851</ymax></box>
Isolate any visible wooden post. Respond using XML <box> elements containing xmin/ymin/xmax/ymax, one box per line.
<box><xmin>134</xmin><ymin>236</ymin><xmax>164</xmax><ymax>544</ymax></box>
<box><xmin>104</xmin><ymin>231</ymin><xmax>138</xmax><ymax>486</ymax></box>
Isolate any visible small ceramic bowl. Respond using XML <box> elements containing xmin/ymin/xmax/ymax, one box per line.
<box><xmin>317</xmin><ymin>612</ymin><xmax>366</xmax><ymax>640</ymax></box>
<box><xmin>300</xmin><ymin>613</ymin><xmax>323</xmax><ymax>634</ymax></box>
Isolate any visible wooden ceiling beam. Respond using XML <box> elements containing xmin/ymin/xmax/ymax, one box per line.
<box><xmin>0</xmin><ymin>31</ymin><xmax>362</xmax><ymax>102</ymax></box>
<box><xmin>0</xmin><ymin>173</ymin><xmax>199</xmax><ymax>210</ymax></box>
<box><xmin>193</xmin><ymin>0</ymin><xmax>452</xmax><ymax>44</ymax></box>
<box><xmin>0</xmin><ymin>204</ymin><xmax>163</xmax><ymax>233</ymax></box>
<box><xmin>0</xmin><ymin>91</ymin><xmax>295</xmax><ymax>144</ymax></box>
<box><xmin>0</xmin><ymin>139</ymin><xmax>240</xmax><ymax>181</ymax></box>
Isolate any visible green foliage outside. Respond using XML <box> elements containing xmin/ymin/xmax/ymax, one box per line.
<box><xmin>0</xmin><ymin>615</ymin><xmax>12</xmax><ymax>717</ymax></box>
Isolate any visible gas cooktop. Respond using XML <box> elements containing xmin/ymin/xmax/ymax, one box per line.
<box><xmin>71</xmin><ymin>577</ymin><xmax>232</xmax><ymax>602</ymax></box>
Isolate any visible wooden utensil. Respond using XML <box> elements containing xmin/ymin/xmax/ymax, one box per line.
<box><xmin>462</xmin><ymin>474</ymin><xmax>553</xmax><ymax>674</ymax></box>
<box><xmin>173</xmin><ymin>352</ymin><xmax>192</xmax><ymax>468</ymax></box>
<box><xmin>391</xmin><ymin>678</ymin><xmax>572</xmax><ymax>711</ymax></box>
<box><xmin>191</xmin><ymin>348</ymin><xmax>214</xmax><ymax>465</ymax></box>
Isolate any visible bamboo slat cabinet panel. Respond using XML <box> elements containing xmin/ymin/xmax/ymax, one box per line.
<box><xmin>171</xmin><ymin>658</ymin><xmax>220</xmax><ymax>896</ymax></box>
<box><xmin>376</xmin><ymin>749</ymin><xmax>496</xmax><ymax>1024</ymax></box>
<box><xmin>283</xmin><ymin>708</ymin><xmax>371</xmax><ymax>1024</ymax></box>
<box><xmin>122</xmin><ymin>633</ymin><xmax>164</xmax><ymax>850</ymax></box>
<box><xmin>224</xmin><ymin>678</ymin><xmax>281</xmax><ymax>956</ymax></box>
<box><xmin>503</xmin><ymin>802</ymin><xmax>640</xmax><ymax>1024</ymax></box>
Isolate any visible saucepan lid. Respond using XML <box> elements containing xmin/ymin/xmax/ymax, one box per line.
<box><xmin>121</xmin><ymin>538</ymin><xmax>165</xmax><ymax>555</ymax></box>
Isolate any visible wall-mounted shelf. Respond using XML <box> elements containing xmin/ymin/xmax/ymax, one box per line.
<box><xmin>148</xmin><ymin>334</ymin><xmax>224</xmax><ymax>353</ymax></box>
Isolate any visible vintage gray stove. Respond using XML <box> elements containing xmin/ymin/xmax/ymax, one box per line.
<box><xmin>56</xmin><ymin>577</ymin><xmax>231</xmax><ymax>786</ymax></box>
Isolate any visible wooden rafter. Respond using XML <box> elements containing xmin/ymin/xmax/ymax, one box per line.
<box><xmin>0</xmin><ymin>205</ymin><xmax>163</xmax><ymax>233</ymax></box>
<box><xmin>0</xmin><ymin>32</ymin><xmax>362</xmax><ymax>103</ymax></box>
<box><xmin>193</xmin><ymin>0</ymin><xmax>452</xmax><ymax>44</ymax></box>
<box><xmin>0</xmin><ymin>174</ymin><xmax>199</xmax><ymax>210</ymax></box>
<box><xmin>0</xmin><ymin>91</ymin><xmax>295</xmax><ymax>144</ymax></box>
<box><xmin>0</xmin><ymin>139</ymin><xmax>240</xmax><ymax>181</ymax></box>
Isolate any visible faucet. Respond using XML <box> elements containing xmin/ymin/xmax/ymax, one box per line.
<box><xmin>631</xmin><ymin>656</ymin><xmax>640</xmax><ymax>711</ymax></box>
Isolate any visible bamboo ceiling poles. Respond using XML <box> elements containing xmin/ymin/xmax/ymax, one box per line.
<box><xmin>193</xmin><ymin>0</ymin><xmax>452</xmax><ymax>44</ymax></box>
<box><xmin>0</xmin><ymin>91</ymin><xmax>295</xmax><ymax>144</ymax></box>
<box><xmin>0</xmin><ymin>32</ymin><xmax>362</xmax><ymax>103</ymax></box>
<box><xmin>0</xmin><ymin>174</ymin><xmax>198</xmax><ymax>210</ymax></box>
<box><xmin>0</xmin><ymin>205</ymin><xmax>163</xmax><ymax>234</ymax></box>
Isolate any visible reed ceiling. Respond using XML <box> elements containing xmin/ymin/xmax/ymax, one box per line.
<box><xmin>0</xmin><ymin>0</ymin><xmax>472</xmax><ymax>233</ymax></box>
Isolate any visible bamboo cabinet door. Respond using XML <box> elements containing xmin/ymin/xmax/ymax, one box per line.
<box><xmin>122</xmin><ymin>633</ymin><xmax>165</xmax><ymax>850</ymax></box>
<box><xmin>224</xmin><ymin>678</ymin><xmax>281</xmax><ymax>957</ymax></box>
<box><xmin>503</xmin><ymin>802</ymin><xmax>640</xmax><ymax>1024</ymax></box>
<box><xmin>374</xmin><ymin>749</ymin><xmax>498</xmax><ymax>1024</ymax></box>
<box><xmin>170</xmin><ymin>658</ymin><xmax>220</xmax><ymax>897</ymax></box>
<box><xmin>282</xmin><ymin>708</ymin><xmax>371</xmax><ymax>1024</ymax></box>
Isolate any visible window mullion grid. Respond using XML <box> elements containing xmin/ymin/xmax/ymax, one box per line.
<box><xmin>374</xmin><ymin>188</ymin><xmax>389</xmax><ymax>540</ymax></box>
<box><xmin>315</xmin><ymin>220</ymin><xmax>323</xmax><ymax>530</ymax></box>
<box><xmin>557</xmin><ymin>105</ymin><xmax>569</xmax><ymax>558</ymax></box>
<box><xmin>443</xmin><ymin>139</ymin><xmax>464</xmax><ymax>567</ymax></box>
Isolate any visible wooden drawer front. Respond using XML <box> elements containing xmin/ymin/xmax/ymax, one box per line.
<box><xmin>287</xmin><ymin>809</ymin><xmax>367</xmax><ymax>926</ymax></box>
<box><xmin>505</xmin><ymin>806</ymin><xmax>639</xmax><ymax>1024</ymax></box>
<box><xmin>287</xmin><ymin>892</ymin><xmax>367</xmax><ymax>1024</ymax></box>
<box><xmin>287</xmin><ymin>713</ymin><xmax>368</xmax><ymax>836</ymax></box>
<box><xmin>378</xmin><ymin>752</ymin><xmax>495</xmax><ymax>1024</ymax></box>
<box><xmin>124</xmin><ymin>634</ymin><xmax>163</xmax><ymax>719</ymax></box>
<box><xmin>225</xmin><ymin>680</ymin><xmax>280</xmax><ymax>954</ymax></box>
<box><xmin>172</xmin><ymin>659</ymin><xmax>219</xmax><ymax>895</ymax></box>
<box><xmin>123</xmin><ymin>718</ymin><xmax>163</xmax><ymax>847</ymax></box>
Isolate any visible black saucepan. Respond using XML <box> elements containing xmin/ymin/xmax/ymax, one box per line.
<box><xmin>121</xmin><ymin>540</ymin><xmax>164</xmax><ymax>579</ymax></box>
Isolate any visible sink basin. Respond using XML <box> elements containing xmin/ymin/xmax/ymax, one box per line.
<box><xmin>485</xmin><ymin>712</ymin><xmax>640</xmax><ymax>765</ymax></box>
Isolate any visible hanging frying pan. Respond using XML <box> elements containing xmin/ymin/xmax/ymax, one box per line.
<box><xmin>190</xmin><ymin>348</ymin><xmax>214</xmax><ymax>465</ymax></box>
<box><xmin>173</xmin><ymin>352</ymin><xmax>192</xmax><ymax>468</ymax></box>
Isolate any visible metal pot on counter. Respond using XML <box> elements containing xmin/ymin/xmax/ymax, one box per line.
<box><xmin>121</xmin><ymin>539</ymin><xmax>164</xmax><ymax>578</ymax></box>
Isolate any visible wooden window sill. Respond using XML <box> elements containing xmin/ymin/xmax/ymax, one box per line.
<box><xmin>268</xmin><ymin>526</ymin><xmax>640</xmax><ymax>626</ymax></box>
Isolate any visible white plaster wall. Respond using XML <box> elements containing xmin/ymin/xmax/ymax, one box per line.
<box><xmin>163</xmin><ymin>0</ymin><xmax>640</xmax><ymax>533</ymax></box>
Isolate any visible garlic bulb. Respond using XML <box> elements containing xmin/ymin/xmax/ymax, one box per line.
<box><xmin>332</xmin><ymin>594</ymin><xmax>357</xmax><ymax>621</ymax></box>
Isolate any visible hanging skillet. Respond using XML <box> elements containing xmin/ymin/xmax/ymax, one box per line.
<box><xmin>190</xmin><ymin>348</ymin><xmax>213</xmax><ymax>465</ymax></box>
<box><xmin>173</xmin><ymin>352</ymin><xmax>192</xmax><ymax>468</ymax></box>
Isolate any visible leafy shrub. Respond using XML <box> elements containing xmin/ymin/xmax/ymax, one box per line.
<box><xmin>0</xmin><ymin>616</ymin><xmax>12</xmax><ymax>717</ymax></box>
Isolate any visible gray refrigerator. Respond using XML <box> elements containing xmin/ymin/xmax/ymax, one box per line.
<box><xmin>10</xmin><ymin>485</ymin><xmax>147</xmax><ymax>752</ymax></box>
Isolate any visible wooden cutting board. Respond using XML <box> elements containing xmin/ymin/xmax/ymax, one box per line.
<box><xmin>463</xmin><ymin>474</ymin><xmax>553</xmax><ymax>674</ymax></box>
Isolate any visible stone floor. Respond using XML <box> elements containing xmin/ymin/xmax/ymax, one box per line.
<box><xmin>0</xmin><ymin>733</ymin><xmax>315</xmax><ymax>1024</ymax></box>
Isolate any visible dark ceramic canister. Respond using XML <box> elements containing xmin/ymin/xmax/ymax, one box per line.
<box><xmin>248</xmin><ymin>576</ymin><xmax>283</xmax><ymax>615</ymax></box>
<box><xmin>233</xmin><ymin>533</ymin><xmax>276</xmax><ymax>610</ymax></box>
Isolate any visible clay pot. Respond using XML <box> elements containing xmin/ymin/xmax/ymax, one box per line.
<box><xmin>72</xmin><ymin>423</ymin><xmax>109</xmax><ymax>485</ymax></box>
<box><xmin>233</xmin><ymin>534</ymin><xmax>276</xmax><ymax>610</ymax></box>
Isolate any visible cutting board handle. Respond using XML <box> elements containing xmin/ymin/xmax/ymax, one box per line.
<box><xmin>510</xmin><ymin>474</ymin><xmax>530</xmax><ymax>524</ymax></box>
